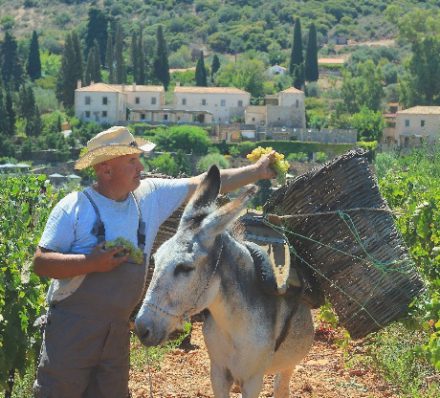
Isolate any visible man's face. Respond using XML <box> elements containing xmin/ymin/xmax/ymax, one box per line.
<box><xmin>106</xmin><ymin>153</ymin><xmax>145</xmax><ymax>193</ymax></box>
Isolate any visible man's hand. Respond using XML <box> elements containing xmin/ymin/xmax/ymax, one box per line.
<box><xmin>88</xmin><ymin>242</ymin><xmax>129</xmax><ymax>273</ymax></box>
<box><xmin>255</xmin><ymin>150</ymin><xmax>277</xmax><ymax>180</ymax></box>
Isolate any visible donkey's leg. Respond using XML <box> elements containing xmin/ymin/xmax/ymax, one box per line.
<box><xmin>210</xmin><ymin>363</ymin><xmax>233</xmax><ymax>398</ymax></box>
<box><xmin>273</xmin><ymin>368</ymin><xmax>293</xmax><ymax>398</ymax></box>
<box><xmin>241</xmin><ymin>374</ymin><xmax>264</xmax><ymax>398</ymax></box>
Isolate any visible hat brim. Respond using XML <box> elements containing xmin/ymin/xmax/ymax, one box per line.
<box><xmin>75</xmin><ymin>137</ymin><xmax>156</xmax><ymax>170</ymax></box>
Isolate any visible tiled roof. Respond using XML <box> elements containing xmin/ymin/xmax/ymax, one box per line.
<box><xmin>398</xmin><ymin>106</ymin><xmax>440</xmax><ymax>115</ymax></box>
<box><xmin>280</xmin><ymin>87</ymin><xmax>304</xmax><ymax>94</ymax></box>
<box><xmin>174</xmin><ymin>86</ymin><xmax>249</xmax><ymax>94</ymax></box>
<box><xmin>76</xmin><ymin>83</ymin><xmax>164</xmax><ymax>93</ymax></box>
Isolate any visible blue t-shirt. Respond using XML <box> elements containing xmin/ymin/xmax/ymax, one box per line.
<box><xmin>39</xmin><ymin>178</ymin><xmax>189</xmax><ymax>303</ymax></box>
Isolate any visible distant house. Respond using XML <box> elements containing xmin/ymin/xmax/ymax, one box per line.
<box><xmin>266</xmin><ymin>64</ymin><xmax>287</xmax><ymax>76</ymax></box>
<box><xmin>395</xmin><ymin>106</ymin><xmax>440</xmax><ymax>147</ymax></box>
<box><xmin>75</xmin><ymin>82</ymin><xmax>165</xmax><ymax>124</ymax></box>
<box><xmin>173</xmin><ymin>86</ymin><xmax>250</xmax><ymax>124</ymax></box>
<box><xmin>245</xmin><ymin>87</ymin><xmax>306</xmax><ymax>129</ymax></box>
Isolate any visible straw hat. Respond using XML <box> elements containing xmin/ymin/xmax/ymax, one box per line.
<box><xmin>75</xmin><ymin>126</ymin><xmax>156</xmax><ymax>170</ymax></box>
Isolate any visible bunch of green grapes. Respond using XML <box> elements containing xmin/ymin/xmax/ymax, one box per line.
<box><xmin>247</xmin><ymin>146</ymin><xmax>289</xmax><ymax>184</ymax></box>
<box><xmin>105</xmin><ymin>237</ymin><xmax>144</xmax><ymax>264</ymax></box>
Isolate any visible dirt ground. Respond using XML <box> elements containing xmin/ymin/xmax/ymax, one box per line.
<box><xmin>129</xmin><ymin>318</ymin><xmax>398</xmax><ymax>398</ymax></box>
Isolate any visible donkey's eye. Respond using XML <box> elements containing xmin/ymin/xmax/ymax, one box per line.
<box><xmin>174</xmin><ymin>263</ymin><xmax>194</xmax><ymax>276</ymax></box>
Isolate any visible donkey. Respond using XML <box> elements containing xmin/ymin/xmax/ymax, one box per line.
<box><xmin>135</xmin><ymin>166</ymin><xmax>314</xmax><ymax>398</ymax></box>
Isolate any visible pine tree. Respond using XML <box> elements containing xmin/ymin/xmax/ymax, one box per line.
<box><xmin>211</xmin><ymin>54</ymin><xmax>220</xmax><ymax>82</ymax></box>
<box><xmin>153</xmin><ymin>25</ymin><xmax>170</xmax><ymax>90</ymax></box>
<box><xmin>1</xmin><ymin>31</ymin><xmax>24</xmax><ymax>89</ymax></box>
<box><xmin>27</xmin><ymin>31</ymin><xmax>42</xmax><ymax>80</ymax></box>
<box><xmin>105</xmin><ymin>32</ymin><xmax>114</xmax><ymax>83</ymax></box>
<box><xmin>289</xmin><ymin>18</ymin><xmax>303</xmax><ymax>74</ymax></box>
<box><xmin>114</xmin><ymin>23</ymin><xmax>126</xmax><ymax>84</ymax></box>
<box><xmin>85</xmin><ymin>7</ymin><xmax>108</xmax><ymax>65</ymax></box>
<box><xmin>195</xmin><ymin>51</ymin><xmax>208</xmax><ymax>86</ymax></box>
<box><xmin>137</xmin><ymin>29</ymin><xmax>146</xmax><ymax>84</ymax></box>
<box><xmin>305</xmin><ymin>23</ymin><xmax>319</xmax><ymax>82</ymax></box>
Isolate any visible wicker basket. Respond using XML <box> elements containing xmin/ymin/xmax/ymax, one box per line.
<box><xmin>264</xmin><ymin>149</ymin><xmax>425</xmax><ymax>339</ymax></box>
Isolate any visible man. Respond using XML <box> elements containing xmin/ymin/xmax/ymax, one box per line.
<box><xmin>33</xmin><ymin>125</ymin><xmax>275</xmax><ymax>397</ymax></box>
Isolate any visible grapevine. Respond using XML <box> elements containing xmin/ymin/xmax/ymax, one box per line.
<box><xmin>247</xmin><ymin>146</ymin><xmax>289</xmax><ymax>184</ymax></box>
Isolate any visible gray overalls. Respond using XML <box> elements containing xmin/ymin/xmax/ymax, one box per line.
<box><xmin>34</xmin><ymin>191</ymin><xmax>147</xmax><ymax>398</ymax></box>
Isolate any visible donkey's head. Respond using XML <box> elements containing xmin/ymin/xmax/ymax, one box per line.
<box><xmin>135</xmin><ymin>165</ymin><xmax>257</xmax><ymax>346</ymax></box>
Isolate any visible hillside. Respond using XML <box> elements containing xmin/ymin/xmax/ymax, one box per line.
<box><xmin>0</xmin><ymin>0</ymin><xmax>432</xmax><ymax>58</ymax></box>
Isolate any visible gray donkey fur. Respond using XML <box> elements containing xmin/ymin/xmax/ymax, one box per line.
<box><xmin>135</xmin><ymin>166</ymin><xmax>314</xmax><ymax>398</ymax></box>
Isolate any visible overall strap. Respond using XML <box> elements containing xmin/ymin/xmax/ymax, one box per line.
<box><xmin>82</xmin><ymin>189</ymin><xmax>106</xmax><ymax>243</ymax></box>
<box><xmin>131</xmin><ymin>191</ymin><xmax>146</xmax><ymax>251</ymax></box>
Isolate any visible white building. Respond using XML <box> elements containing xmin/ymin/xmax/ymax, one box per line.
<box><xmin>173</xmin><ymin>86</ymin><xmax>250</xmax><ymax>124</ymax></box>
<box><xmin>396</xmin><ymin>106</ymin><xmax>440</xmax><ymax>147</ymax></box>
<box><xmin>245</xmin><ymin>87</ymin><xmax>306</xmax><ymax>128</ymax></box>
<box><xmin>75</xmin><ymin>83</ymin><xmax>165</xmax><ymax>124</ymax></box>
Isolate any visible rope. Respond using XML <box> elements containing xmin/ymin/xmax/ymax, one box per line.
<box><xmin>261</xmin><ymin>208</ymin><xmax>416</xmax><ymax>330</ymax></box>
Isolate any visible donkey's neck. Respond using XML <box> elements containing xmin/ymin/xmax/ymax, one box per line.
<box><xmin>207</xmin><ymin>233</ymin><xmax>263</xmax><ymax>330</ymax></box>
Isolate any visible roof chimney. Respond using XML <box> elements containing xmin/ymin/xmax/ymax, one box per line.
<box><xmin>77</xmin><ymin>80</ymin><xmax>82</xmax><ymax>89</ymax></box>
<box><xmin>132</xmin><ymin>82</ymin><xmax>136</xmax><ymax>91</ymax></box>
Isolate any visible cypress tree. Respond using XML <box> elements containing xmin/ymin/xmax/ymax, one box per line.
<box><xmin>292</xmin><ymin>63</ymin><xmax>305</xmax><ymax>90</ymax></box>
<box><xmin>5</xmin><ymin>91</ymin><xmax>15</xmax><ymax>136</ymax></box>
<box><xmin>84</xmin><ymin>47</ymin><xmax>96</xmax><ymax>86</ymax></box>
<box><xmin>305</xmin><ymin>23</ymin><xmax>319</xmax><ymax>82</ymax></box>
<box><xmin>131</xmin><ymin>31</ymin><xmax>139</xmax><ymax>83</ymax></box>
<box><xmin>27</xmin><ymin>31</ymin><xmax>42</xmax><ymax>80</ymax></box>
<box><xmin>195</xmin><ymin>51</ymin><xmax>208</xmax><ymax>86</ymax></box>
<box><xmin>137</xmin><ymin>29</ymin><xmax>146</xmax><ymax>84</ymax></box>
<box><xmin>153</xmin><ymin>25</ymin><xmax>170</xmax><ymax>90</ymax></box>
<box><xmin>114</xmin><ymin>23</ymin><xmax>126</xmax><ymax>84</ymax></box>
<box><xmin>1</xmin><ymin>31</ymin><xmax>23</xmax><ymax>89</ymax></box>
<box><xmin>85</xmin><ymin>7</ymin><xmax>108</xmax><ymax>65</ymax></box>
<box><xmin>105</xmin><ymin>32</ymin><xmax>114</xmax><ymax>83</ymax></box>
<box><xmin>211</xmin><ymin>54</ymin><xmax>220</xmax><ymax>81</ymax></box>
<box><xmin>0</xmin><ymin>89</ymin><xmax>7</xmax><ymax>135</ymax></box>
<box><xmin>93</xmin><ymin>40</ymin><xmax>102</xmax><ymax>82</ymax></box>
<box><xmin>289</xmin><ymin>18</ymin><xmax>303</xmax><ymax>74</ymax></box>
<box><xmin>18</xmin><ymin>85</ymin><xmax>41</xmax><ymax>137</ymax></box>
<box><xmin>56</xmin><ymin>32</ymin><xmax>82</xmax><ymax>109</ymax></box>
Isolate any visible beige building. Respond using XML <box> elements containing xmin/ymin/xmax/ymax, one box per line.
<box><xmin>173</xmin><ymin>86</ymin><xmax>250</xmax><ymax>124</ymax></box>
<box><xmin>75</xmin><ymin>83</ymin><xmax>165</xmax><ymax>124</ymax></box>
<box><xmin>395</xmin><ymin>106</ymin><xmax>440</xmax><ymax>147</ymax></box>
<box><xmin>244</xmin><ymin>87</ymin><xmax>306</xmax><ymax>128</ymax></box>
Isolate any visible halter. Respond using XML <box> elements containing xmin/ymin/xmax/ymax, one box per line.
<box><xmin>145</xmin><ymin>238</ymin><xmax>224</xmax><ymax>323</ymax></box>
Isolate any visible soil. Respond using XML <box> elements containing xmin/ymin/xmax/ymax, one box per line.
<box><xmin>128</xmin><ymin>315</ymin><xmax>399</xmax><ymax>398</ymax></box>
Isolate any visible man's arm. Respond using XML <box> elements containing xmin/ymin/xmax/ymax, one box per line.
<box><xmin>185</xmin><ymin>152</ymin><xmax>276</xmax><ymax>201</ymax></box>
<box><xmin>33</xmin><ymin>245</ymin><xmax>129</xmax><ymax>279</ymax></box>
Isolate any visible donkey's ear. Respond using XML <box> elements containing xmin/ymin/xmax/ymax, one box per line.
<box><xmin>180</xmin><ymin>165</ymin><xmax>221</xmax><ymax>227</ymax></box>
<box><xmin>199</xmin><ymin>184</ymin><xmax>258</xmax><ymax>246</ymax></box>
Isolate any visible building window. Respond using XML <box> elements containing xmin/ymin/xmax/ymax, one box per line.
<box><xmin>135</xmin><ymin>97</ymin><xmax>140</xmax><ymax>104</ymax></box>
<box><xmin>85</xmin><ymin>111</ymin><xmax>90</xmax><ymax>118</ymax></box>
<box><xmin>202</xmin><ymin>99</ymin><xmax>207</xmax><ymax>106</ymax></box>
<box><xmin>405</xmin><ymin>119</ymin><xmax>410</xmax><ymax>127</ymax></box>
<box><xmin>182</xmin><ymin>98</ymin><xmax>187</xmax><ymax>105</ymax></box>
<box><xmin>102</xmin><ymin>111</ymin><xmax>107</xmax><ymax>117</ymax></box>
<box><xmin>220</xmin><ymin>99</ymin><xmax>226</xmax><ymax>107</ymax></box>
<box><xmin>421</xmin><ymin>120</ymin><xmax>425</xmax><ymax>127</ymax></box>
<box><xmin>252</xmin><ymin>117</ymin><xmax>255</xmax><ymax>122</ymax></box>
<box><xmin>151</xmin><ymin>97</ymin><xmax>157</xmax><ymax>105</ymax></box>
<box><xmin>85</xmin><ymin>96</ymin><xmax>91</xmax><ymax>105</ymax></box>
<box><xmin>296</xmin><ymin>99</ymin><xmax>299</xmax><ymax>108</ymax></box>
<box><xmin>102</xmin><ymin>96</ymin><xmax>108</xmax><ymax>105</ymax></box>
<box><xmin>238</xmin><ymin>100</ymin><xmax>243</xmax><ymax>107</ymax></box>
<box><xmin>140</xmin><ymin>114</ymin><xmax>145</xmax><ymax>120</ymax></box>
<box><xmin>163</xmin><ymin>114</ymin><xmax>168</xmax><ymax>121</ymax></box>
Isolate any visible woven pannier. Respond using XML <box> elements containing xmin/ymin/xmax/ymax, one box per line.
<box><xmin>264</xmin><ymin>149</ymin><xmax>425</xmax><ymax>339</ymax></box>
